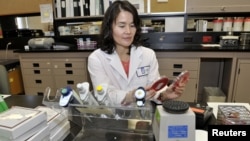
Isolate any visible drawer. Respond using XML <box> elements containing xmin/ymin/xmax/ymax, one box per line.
<box><xmin>159</xmin><ymin>69</ymin><xmax>199</xmax><ymax>79</ymax></box>
<box><xmin>21</xmin><ymin>59</ymin><xmax>51</xmax><ymax>68</ymax></box>
<box><xmin>158</xmin><ymin>58</ymin><xmax>199</xmax><ymax>70</ymax></box>
<box><xmin>54</xmin><ymin>75</ymin><xmax>87</xmax><ymax>89</ymax></box>
<box><xmin>23</xmin><ymin>75</ymin><xmax>55</xmax><ymax>88</ymax></box>
<box><xmin>52</xmin><ymin>59</ymin><xmax>86</xmax><ymax>69</ymax></box>
<box><xmin>22</xmin><ymin>68</ymin><xmax>52</xmax><ymax>75</ymax></box>
<box><xmin>25</xmin><ymin>87</ymin><xmax>56</xmax><ymax>96</ymax></box>
<box><xmin>53</xmin><ymin>68</ymin><xmax>86</xmax><ymax>75</ymax></box>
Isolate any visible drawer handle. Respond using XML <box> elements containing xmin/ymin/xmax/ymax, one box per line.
<box><xmin>37</xmin><ymin>92</ymin><xmax>44</xmax><ymax>96</ymax></box>
<box><xmin>34</xmin><ymin>70</ymin><xmax>40</xmax><ymax>74</ymax></box>
<box><xmin>67</xmin><ymin>80</ymin><xmax>74</xmax><ymax>84</ymax></box>
<box><xmin>65</xmin><ymin>63</ymin><xmax>72</xmax><ymax>68</ymax></box>
<box><xmin>173</xmin><ymin>64</ymin><xmax>182</xmax><ymax>68</ymax></box>
<box><xmin>66</xmin><ymin>70</ymin><xmax>73</xmax><ymax>74</ymax></box>
<box><xmin>33</xmin><ymin>63</ymin><xmax>39</xmax><ymax>67</ymax></box>
<box><xmin>35</xmin><ymin>80</ymin><xmax>42</xmax><ymax>84</ymax></box>
<box><xmin>173</xmin><ymin>72</ymin><xmax>181</xmax><ymax>76</ymax></box>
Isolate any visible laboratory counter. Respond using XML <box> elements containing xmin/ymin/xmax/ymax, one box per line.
<box><xmin>4</xmin><ymin>95</ymin><xmax>216</xmax><ymax>141</ymax></box>
<box><xmin>13</xmin><ymin>44</ymin><xmax>250</xmax><ymax>53</ymax></box>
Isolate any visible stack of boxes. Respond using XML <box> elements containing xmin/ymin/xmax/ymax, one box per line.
<box><xmin>35</xmin><ymin>106</ymin><xmax>70</xmax><ymax>141</ymax></box>
<box><xmin>0</xmin><ymin>106</ymin><xmax>49</xmax><ymax>141</ymax></box>
<box><xmin>0</xmin><ymin>106</ymin><xmax>70</xmax><ymax>141</ymax></box>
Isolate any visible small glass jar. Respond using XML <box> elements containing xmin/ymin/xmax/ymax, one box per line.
<box><xmin>213</xmin><ymin>19</ymin><xmax>223</xmax><ymax>31</ymax></box>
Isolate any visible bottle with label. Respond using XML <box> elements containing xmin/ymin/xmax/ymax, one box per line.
<box><xmin>213</xmin><ymin>19</ymin><xmax>223</xmax><ymax>31</ymax></box>
<box><xmin>77</xmin><ymin>82</ymin><xmax>99</xmax><ymax>106</ymax></box>
<box><xmin>233</xmin><ymin>17</ymin><xmax>243</xmax><ymax>32</ymax></box>
<box><xmin>0</xmin><ymin>95</ymin><xmax>8</xmax><ymax>113</ymax></box>
<box><xmin>243</xmin><ymin>17</ymin><xmax>250</xmax><ymax>31</ymax></box>
<box><xmin>223</xmin><ymin>17</ymin><xmax>233</xmax><ymax>32</ymax></box>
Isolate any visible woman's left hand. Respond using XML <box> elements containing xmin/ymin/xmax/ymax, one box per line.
<box><xmin>160</xmin><ymin>82</ymin><xmax>186</xmax><ymax>101</ymax></box>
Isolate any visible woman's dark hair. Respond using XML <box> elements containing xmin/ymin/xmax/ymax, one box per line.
<box><xmin>98</xmin><ymin>0</ymin><xmax>142</xmax><ymax>54</ymax></box>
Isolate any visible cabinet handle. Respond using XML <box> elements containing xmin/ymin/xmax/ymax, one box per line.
<box><xmin>65</xmin><ymin>63</ymin><xmax>72</xmax><ymax>68</ymax></box>
<box><xmin>173</xmin><ymin>72</ymin><xmax>181</xmax><ymax>76</ymax></box>
<box><xmin>173</xmin><ymin>64</ymin><xmax>183</xmax><ymax>68</ymax></box>
<box><xmin>35</xmin><ymin>80</ymin><xmax>42</xmax><ymax>84</ymax></box>
<box><xmin>34</xmin><ymin>70</ymin><xmax>40</xmax><ymax>74</ymax></box>
<box><xmin>66</xmin><ymin>70</ymin><xmax>73</xmax><ymax>74</ymax></box>
<box><xmin>67</xmin><ymin>80</ymin><xmax>74</xmax><ymax>84</ymax></box>
<box><xmin>33</xmin><ymin>63</ymin><xmax>39</xmax><ymax>67</ymax></box>
<box><xmin>37</xmin><ymin>92</ymin><xmax>44</xmax><ymax>96</ymax></box>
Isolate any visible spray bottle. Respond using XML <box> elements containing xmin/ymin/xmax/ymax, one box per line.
<box><xmin>0</xmin><ymin>95</ymin><xmax>8</xmax><ymax>113</ymax></box>
<box><xmin>77</xmin><ymin>82</ymin><xmax>99</xmax><ymax>106</ymax></box>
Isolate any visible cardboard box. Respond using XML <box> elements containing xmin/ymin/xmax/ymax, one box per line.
<box><xmin>203</xmin><ymin>87</ymin><xmax>226</xmax><ymax>102</ymax></box>
<box><xmin>0</xmin><ymin>106</ymin><xmax>47</xmax><ymax>140</ymax></box>
<box><xmin>50</xmin><ymin>120</ymin><xmax>70</xmax><ymax>141</ymax></box>
<box><xmin>35</xmin><ymin>106</ymin><xmax>68</xmax><ymax>133</ymax></box>
<box><xmin>27</xmin><ymin>125</ymin><xmax>50</xmax><ymax>141</ymax></box>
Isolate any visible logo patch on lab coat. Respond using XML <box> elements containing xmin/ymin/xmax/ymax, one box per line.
<box><xmin>136</xmin><ymin>66</ymin><xmax>150</xmax><ymax>77</ymax></box>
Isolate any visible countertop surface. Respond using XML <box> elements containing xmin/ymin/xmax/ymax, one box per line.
<box><xmin>14</xmin><ymin>44</ymin><xmax>250</xmax><ymax>53</ymax></box>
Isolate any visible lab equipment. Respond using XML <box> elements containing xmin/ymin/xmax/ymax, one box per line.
<box><xmin>153</xmin><ymin>100</ymin><xmax>195</xmax><ymax>141</ymax></box>
<box><xmin>135</xmin><ymin>87</ymin><xmax>146</xmax><ymax>107</ymax></box>
<box><xmin>59</xmin><ymin>86</ymin><xmax>83</xmax><ymax>107</ymax></box>
<box><xmin>94</xmin><ymin>84</ymin><xmax>112</xmax><ymax>106</ymax></box>
<box><xmin>77</xmin><ymin>82</ymin><xmax>99</xmax><ymax>106</ymax></box>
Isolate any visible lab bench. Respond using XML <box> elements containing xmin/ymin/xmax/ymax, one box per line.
<box><xmin>4</xmin><ymin>94</ymin><xmax>216</xmax><ymax>141</ymax></box>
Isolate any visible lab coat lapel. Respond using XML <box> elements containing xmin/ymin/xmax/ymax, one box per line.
<box><xmin>128</xmin><ymin>47</ymin><xmax>142</xmax><ymax>82</ymax></box>
<box><xmin>107</xmin><ymin>52</ymin><xmax>128</xmax><ymax>81</ymax></box>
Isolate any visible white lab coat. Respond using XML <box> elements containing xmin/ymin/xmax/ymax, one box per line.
<box><xmin>88</xmin><ymin>45</ymin><xmax>160</xmax><ymax>105</ymax></box>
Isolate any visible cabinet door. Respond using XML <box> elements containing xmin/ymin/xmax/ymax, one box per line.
<box><xmin>186</xmin><ymin>0</ymin><xmax>250</xmax><ymax>13</ymax></box>
<box><xmin>0</xmin><ymin>0</ymin><xmax>52</xmax><ymax>16</ymax></box>
<box><xmin>233</xmin><ymin>60</ymin><xmax>250</xmax><ymax>103</ymax></box>
<box><xmin>158</xmin><ymin>58</ymin><xmax>200</xmax><ymax>102</ymax></box>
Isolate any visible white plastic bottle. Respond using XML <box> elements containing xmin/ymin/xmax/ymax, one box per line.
<box><xmin>77</xmin><ymin>82</ymin><xmax>99</xmax><ymax>106</ymax></box>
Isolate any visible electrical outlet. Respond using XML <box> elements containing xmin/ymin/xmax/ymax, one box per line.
<box><xmin>157</xmin><ymin>0</ymin><xmax>168</xmax><ymax>2</ymax></box>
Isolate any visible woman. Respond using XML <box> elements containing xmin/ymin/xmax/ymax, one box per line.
<box><xmin>88</xmin><ymin>0</ymin><xmax>185</xmax><ymax>106</ymax></box>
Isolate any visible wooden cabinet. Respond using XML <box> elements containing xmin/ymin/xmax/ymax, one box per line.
<box><xmin>19</xmin><ymin>53</ymin><xmax>88</xmax><ymax>96</ymax></box>
<box><xmin>52</xmin><ymin>58</ymin><xmax>87</xmax><ymax>89</ymax></box>
<box><xmin>186</xmin><ymin>0</ymin><xmax>250</xmax><ymax>13</ymax></box>
<box><xmin>157</xmin><ymin>58</ymin><xmax>200</xmax><ymax>102</ymax></box>
<box><xmin>0</xmin><ymin>0</ymin><xmax>52</xmax><ymax>16</ymax></box>
<box><xmin>233</xmin><ymin>59</ymin><xmax>250</xmax><ymax>103</ymax></box>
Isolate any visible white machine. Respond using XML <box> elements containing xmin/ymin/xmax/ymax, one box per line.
<box><xmin>152</xmin><ymin>104</ymin><xmax>195</xmax><ymax>141</ymax></box>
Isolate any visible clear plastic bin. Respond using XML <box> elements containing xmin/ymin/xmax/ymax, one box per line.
<box><xmin>42</xmin><ymin>87</ymin><xmax>155</xmax><ymax>141</ymax></box>
<box><xmin>68</xmin><ymin>102</ymin><xmax>154</xmax><ymax>141</ymax></box>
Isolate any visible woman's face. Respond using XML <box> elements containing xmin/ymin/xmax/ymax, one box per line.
<box><xmin>112</xmin><ymin>11</ymin><xmax>136</xmax><ymax>49</ymax></box>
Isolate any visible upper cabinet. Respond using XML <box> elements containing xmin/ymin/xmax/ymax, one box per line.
<box><xmin>0</xmin><ymin>0</ymin><xmax>52</xmax><ymax>16</ymax></box>
<box><xmin>186</xmin><ymin>0</ymin><xmax>250</xmax><ymax>13</ymax></box>
<box><xmin>150</xmin><ymin>0</ymin><xmax>185</xmax><ymax>13</ymax></box>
